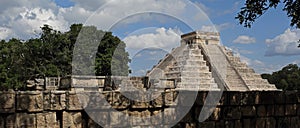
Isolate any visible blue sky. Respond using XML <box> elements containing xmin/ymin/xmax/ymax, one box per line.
<box><xmin>0</xmin><ymin>0</ymin><xmax>299</xmax><ymax>75</ymax></box>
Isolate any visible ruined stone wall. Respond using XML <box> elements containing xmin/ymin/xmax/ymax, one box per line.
<box><xmin>0</xmin><ymin>90</ymin><xmax>299</xmax><ymax>128</ymax></box>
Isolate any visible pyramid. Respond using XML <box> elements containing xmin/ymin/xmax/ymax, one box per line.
<box><xmin>147</xmin><ymin>31</ymin><xmax>278</xmax><ymax>91</ymax></box>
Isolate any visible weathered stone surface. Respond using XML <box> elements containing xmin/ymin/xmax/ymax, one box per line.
<box><xmin>164</xmin><ymin>108</ymin><xmax>176</xmax><ymax>125</ymax></box>
<box><xmin>290</xmin><ymin>117</ymin><xmax>300</xmax><ymax>128</ymax></box>
<box><xmin>6</xmin><ymin>114</ymin><xmax>16</xmax><ymax>128</ymax></box>
<box><xmin>36</xmin><ymin>112</ymin><xmax>59</xmax><ymax>128</ymax></box>
<box><xmin>111</xmin><ymin>92</ymin><xmax>130</xmax><ymax>109</ymax></box>
<box><xmin>240</xmin><ymin>92</ymin><xmax>256</xmax><ymax>105</ymax></box>
<box><xmin>16</xmin><ymin>113</ymin><xmax>36</xmax><ymax>128</ymax></box>
<box><xmin>285</xmin><ymin>104</ymin><xmax>297</xmax><ymax>116</ymax></box>
<box><xmin>0</xmin><ymin>116</ymin><xmax>4</xmax><ymax>128</ymax></box>
<box><xmin>195</xmin><ymin>92</ymin><xmax>208</xmax><ymax>106</ymax></box>
<box><xmin>229</xmin><ymin>92</ymin><xmax>241</xmax><ymax>105</ymax></box>
<box><xmin>164</xmin><ymin>90</ymin><xmax>177</xmax><ymax>106</ymax></box>
<box><xmin>241</xmin><ymin>106</ymin><xmax>256</xmax><ymax>116</ymax></box>
<box><xmin>266</xmin><ymin>105</ymin><xmax>274</xmax><ymax>116</ymax></box>
<box><xmin>223</xmin><ymin>106</ymin><xmax>241</xmax><ymax>119</ymax></box>
<box><xmin>50</xmin><ymin>91</ymin><xmax>66</xmax><ymax>110</ymax></box>
<box><xmin>67</xmin><ymin>91</ymin><xmax>84</xmax><ymax>110</ymax></box>
<box><xmin>198</xmin><ymin>122</ymin><xmax>215</xmax><ymax>128</ymax></box>
<box><xmin>243</xmin><ymin>119</ymin><xmax>255</xmax><ymax>128</ymax></box>
<box><xmin>110</xmin><ymin>111</ymin><xmax>129</xmax><ymax>127</ymax></box>
<box><xmin>17</xmin><ymin>91</ymin><xmax>43</xmax><ymax>112</ymax></box>
<box><xmin>275</xmin><ymin>105</ymin><xmax>285</xmax><ymax>116</ymax></box>
<box><xmin>63</xmin><ymin>112</ymin><xmax>83</xmax><ymax>128</ymax></box>
<box><xmin>0</xmin><ymin>91</ymin><xmax>15</xmax><ymax>113</ymax></box>
<box><xmin>257</xmin><ymin>105</ymin><xmax>266</xmax><ymax>117</ymax></box>
<box><xmin>209</xmin><ymin>107</ymin><xmax>221</xmax><ymax>120</ymax></box>
<box><xmin>255</xmin><ymin>118</ymin><xmax>266</xmax><ymax>128</ymax></box>
<box><xmin>234</xmin><ymin>120</ymin><xmax>242</xmax><ymax>128</ymax></box>
<box><xmin>151</xmin><ymin>110</ymin><xmax>163</xmax><ymax>125</ymax></box>
<box><xmin>285</xmin><ymin>91</ymin><xmax>298</xmax><ymax>104</ymax></box>
<box><xmin>265</xmin><ymin>117</ymin><xmax>276</xmax><ymax>128</ymax></box>
<box><xmin>85</xmin><ymin>92</ymin><xmax>111</xmax><ymax>110</ymax></box>
<box><xmin>130</xmin><ymin>110</ymin><xmax>151</xmax><ymax>126</ymax></box>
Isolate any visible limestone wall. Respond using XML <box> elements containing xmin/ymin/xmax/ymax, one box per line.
<box><xmin>0</xmin><ymin>90</ymin><xmax>299</xmax><ymax>128</ymax></box>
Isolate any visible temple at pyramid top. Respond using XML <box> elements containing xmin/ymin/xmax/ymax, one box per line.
<box><xmin>147</xmin><ymin>31</ymin><xmax>278</xmax><ymax>91</ymax></box>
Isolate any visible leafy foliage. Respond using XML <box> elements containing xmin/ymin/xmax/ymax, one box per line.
<box><xmin>0</xmin><ymin>24</ymin><xmax>130</xmax><ymax>90</ymax></box>
<box><xmin>236</xmin><ymin>0</ymin><xmax>300</xmax><ymax>47</ymax></box>
<box><xmin>262</xmin><ymin>64</ymin><xmax>300</xmax><ymax>90</ymax></box>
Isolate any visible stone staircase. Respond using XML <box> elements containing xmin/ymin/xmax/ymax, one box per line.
<box><xmin>224</xmin><ymin>50</ymin><xmax>278</xmax><ymax>90</ymax></box>
<box><xmin>147</xmin><ymin>31</ymin><xmax>278</xmax><ymax>91</ymax></box>
<box><xmin>164</xmin><ymin>45</ymin><xmax>219</xmax><ymax>90</ymax></box>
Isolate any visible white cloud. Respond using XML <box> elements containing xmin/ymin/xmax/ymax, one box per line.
<box><xmin>233</xmin><ymin>35</ymin><xmax>256</xmax><ymax>44</ymax></box>
<box><xmin>200</xmin><ymin>23</ymin><xmax>232</xmax><ymax>32</ymax></box>
<box><xmin>0</xmin><ymin>0</ymin><xmax>69</xmax><ymax>40</ymax></box>
<box><xmin>0</xmin><ymin>27</ymin><xmax>13</xmax><ymax>39</ymax></box>
<box><xmin>265</xmin><ymin>28</ymin><xmax>300</xmax><ymax>56</ymax></box>
<box><xmin>0</xmin><ymin>0</ymin><xmax>190</xmax><ymax>40</ymax></box>
<box><xmin>123</xmin><ymin>27</ymin><xmax>181</xmax><ymax>51</ymax></box>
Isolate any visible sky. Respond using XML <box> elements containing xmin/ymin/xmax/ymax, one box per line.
<box><xmin>0</xmin><ymin>0</ymin><xmax>299</xmax><ymax>76</ymax></box>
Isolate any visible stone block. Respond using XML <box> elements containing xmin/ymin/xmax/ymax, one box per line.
<box><xmin>0</xmin><ymin>91</ymin><xmax>15</xmax><ymax>113</ymax></box>
<box><xmin>165</xmin><ymin>90</ymin><xmax>177</xmax><ymax>106</ymax></box>
<box><xmin>291</xmin><ymin>117</ymin><xmax>300</xmax><ymax>128</ymax></box>
<box><xmin>17</xmin><ymin>91</ymin><xmax>43</xmax><ymax>112</ymax></box>
<box><xmin>109</xmin><ymin>111</ymin><xmax>130</xmax><ymax>127</ymax></box>
<box><xmin>243</xmin><ymin>119</ymin><xmax>255</xmax><ymax>128</ymax></box>
<box><xmin>241</xmin><ymin>106</ymin><xmax>256</xmax><ymax>117</ymax></box>
<box><xmin>258</xmin><ymin>92</ymin><xmax>274</xmax><ymax>104</ymax></box>
<box><xmin>36</xmin><ymin>112</ymin><xmax>60</xmax><ymax>128</ymax></box>
<box><xmin>224</xmin><ymin>120</ymin><xmax>234</xmax><ymax>128</ymax></box>
<box><xmin>255</xmin><ymin>118</ymin><xmax>266</xmax><ymax>128</ymax></box>
<box><xmin>111</xmin><ymin>92</ymin><xmax>130</xmax><ymax>109</ymax></box>
<box><xmin>274</xmin><ymin>105</ymin><xmax>285</xmax><ymax>116</ymax></box>
<box><xmin>151</xmin><ymin>110</ymin><xmax>163</xmax><ymax>125</ymax></box>
<box><xmin>195</xmin><ymin>92</ymin><xmax>207</xmax><ymax>106</ymax></box>
<box><xmin>43</xmin><ymin>91</ymin><xmax>51</xmax><ymax>110</ymax></box>
<box><xmin>180</xmin><ymin>109</ymin><xmax>194</xmax><ymax>122</ymax></box>
<box><xmin>50</xmin><ymin>91</ymin><xmax>66</xmax><ymax>110</ymax></box>
<box><xmin>265</xmin><ymin>117</ymin><xmax>276</xmax><ymax>128</ymax></box>
<box><xmin>184</xmin><ymin>123</ymin><xmax>197</xmax><ymax>128</ymax></box>
<box><xmin>223</xmin><ymin>106</ymin><xmax>241</xmax><ymax>120</ymax></box>
<box><xmin>285</xmin><ymin>104</ymin><xmax>297</xmax><ymax>116</ymax></box>
<box><xmin>6</xmin><ymin>114</ymin><xmax>16</xmax><ymax>128</ymax></box>
<box><xmin>276</xmin><ymin>117</ymin><xmax>290</xmax><ymax>128</ymax></box>
<box><xmin>266</xmin><ymin>105</ymin><xmax>274</xmax><ymax>116</ymax></box>
<box><xmin>209</xmin><ymin>107</ymin><xmax>221</xmax><ymax>120</ymax></box>
<box><xmin>67</xmin><ymin>91</ymin><xmax>84</xmax><ymax>110</ymax></box>
<box><xmin>86</xmin><ymin>92</ymin><xmax>111</xmax><ymax>110</ymax></box>
<box><xmin>285</xmin><ymin>91</ymin><xmax>298</xmax><ymax>104</ymax></box>
<box><xmin>215</xmin><ymin>120</ymin><xmax>225</xmax><ymax>128</ymax></box>
<box><xmin>234</xmin><ymin>120</ymin><xmax>242</xmax><ymax>128</ymax></box>
<box><xmin>151</xmin><ymin>92</ymin><xmax>164</xmax><ymax>108</ymax></box>
<box><xmin>130</xmin><ymin>110</ymin><xmax>151</xmax><ymax>126</ymax></box>
<box><xmin>16</xmin><ymin>113</ymin><xmax>36</xmax><ymax>128</ymax></box>
<box><xmin>163</xmin><ymin>108</ymin><xmax>176</xmax><ymax>125</ymax></box>
<box><xmin>273</xmin><ymin>92</ymin><xmax>285</xmax><ymax>104</ymax></box>
<box><xmin>240</xmin><ymin>92</ymin><xmax>256</xmax><ymax>105</ymax></box>
<box><xmin>229</xmin><ymin>92</ymin><xmax>241</xmax><ymax>105</ymax></box>
<box><xmin>63</xmin><ymin>112</ymin><xmax>83</xmax><ymax>128</ymax></box>
<box><xmin>86</xmin><ymin>111</ymin><xmax>109</xmax><ymax>127</ymax></box>
<box><xmin>0</xmin><ymin>116</ymin><xmax>4</xmax><ymax>128</ymax></box>
<box><xmin>257</xmin><ymin>105</ymin><xmax>266</xmax><ymax>117</ymax></box>
<box><xmin>198</xmin><ymin>122</ymin><xmax>215</xmax><ymax>128</ymax></box>
<box><xmin>177</xmin><ymin>91</ymin><xmax>198</xmax><ymax>107</ymax></box>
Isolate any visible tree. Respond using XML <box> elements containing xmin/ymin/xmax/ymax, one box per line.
<box><xmin>261</xmin><ymin>64</ymin><xmax>300</xmax><ymax>90</ymax></box>
<box><xmin>236</xmin><ymin>0</ymin><xmax>300</xmax><ymax>47</ymax></box>
<box><xmin>0</xmin><ymin>24</ymin><xmax>130</xmax><ymax>90</ymax></box>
